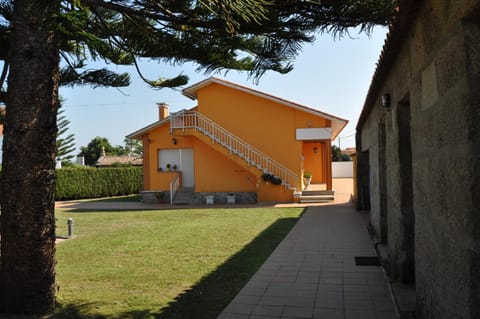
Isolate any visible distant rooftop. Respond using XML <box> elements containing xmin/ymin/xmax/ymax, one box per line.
<box><xmin>96</xmin><ymin>155</ymin><xmax>143</xmax><ymax>167</ymax></box>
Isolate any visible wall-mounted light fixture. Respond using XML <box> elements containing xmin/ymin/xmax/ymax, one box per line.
<box><xmin>313</xmin><ymin>146</ymin><xmax>318</xmax><ymax>154</ymax></box>
<box><xmin>172</xmin><ymin>138</ymin><xmax>177</xmax><ymax>145</ymax></box>
<box><xmin>381</xmin><ymin>94</ymin><xmax>391</xmax><ymax>108</ymax></box>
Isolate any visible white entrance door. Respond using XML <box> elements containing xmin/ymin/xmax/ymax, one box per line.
<box><xmin>180</xmin><ymin>149</ymin><xmax>194</xmax><ymax>187</ymax></box>
<box><xmin>158</xmin><ymin>149</ymin><xmax>194</xmax><ymax>188</ymax></box>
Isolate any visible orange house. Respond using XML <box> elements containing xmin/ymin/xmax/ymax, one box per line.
<box><xmin>127</xmin><ymin>78</ymin><xmax>347</xmax><ymax>204</ymax></box>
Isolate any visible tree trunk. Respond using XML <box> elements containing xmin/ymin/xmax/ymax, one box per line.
<box><xmin>0</xmin><ymin>0</ymin><xmax>60</xmax><ymax>314</ymax></box>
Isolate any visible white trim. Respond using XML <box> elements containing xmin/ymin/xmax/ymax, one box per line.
<box><xmin>296</xmin><ymin>128</ymin><xmax>332</xmax><ymax>140</ymax></box>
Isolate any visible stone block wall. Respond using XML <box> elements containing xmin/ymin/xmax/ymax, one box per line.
<box><xmin>356</xmin><ymin>1</ymin><xmax>480</xmax><ymax>317</ymax></box>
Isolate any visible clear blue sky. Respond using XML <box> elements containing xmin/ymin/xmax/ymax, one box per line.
<box><xmin>60</xmin><ymin>26</ymin><xmax>388</xmax><ymax>154</ymax></box>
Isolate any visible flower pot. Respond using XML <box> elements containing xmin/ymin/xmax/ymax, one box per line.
<box><xmin>205</xmin><ymin>195</ymin><xmax>214</xmax><ymax>205</ymax></box>
<box><xmin>227</xmin><ymin>194</ymin><xmax>236</xmax><ymax>204</ymax></box>
<box><xmin>303</xmin><ymin>177</ymin><xmax>312</xmax><ymax>188</ymax></box>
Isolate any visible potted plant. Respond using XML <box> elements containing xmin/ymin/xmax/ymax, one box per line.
<box><xmin>166</xmin><ymin>163</ymin><xmax>171</xmax><ymax>171</ymax></box>
<box><xmin>261</xmin><ymin>172</ymin><xmax>273</xmax><ymax>182</ymax></box>
<box><xmin>271</xmin><ymin>176</ymin><xmax>282</xmax><ymax>185</ymax></box>
<box><xmin>303</xmin><ymin>172</ymin><xmax>313</xmax><ymax>188</ymax></box>
<box><xmin>227</xmin><ymin>193</ymin><xmax>236</xmax><ymax>204</ymax></box>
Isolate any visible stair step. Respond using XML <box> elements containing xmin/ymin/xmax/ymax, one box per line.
<box><xmin>299</xmin><ymin>195</ymin><xmax>334</xmax><ymax>203</ymax></box>
<box><xmin>302</xmin><ymin>190</ymin><xmax>335</xmax><ymax>196</ymax></box>
<box><xmin>299</xmin><ymin>188</ymin><xmax>335</xmax><ymax>203</ymax></box>
<box><xmin>173</xmin><ymin>187</ymin><xmax>196</xmax><ymax>205</ymax></box>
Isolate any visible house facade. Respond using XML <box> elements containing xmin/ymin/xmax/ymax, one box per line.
<box><xmin>356</xmin><ymin>1</ymin><xmax>480</xmax><ymax>318</ymax></box>
<box><xmin>128</xmin><ymin>77</ymin><xmax>347</xmax><ymax>204</ymax></box>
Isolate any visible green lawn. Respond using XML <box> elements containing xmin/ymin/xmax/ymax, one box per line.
<box><xmin>53</xmin><ymin>207</ymin><xmax>303</xmax><ymax>319</ymax></box>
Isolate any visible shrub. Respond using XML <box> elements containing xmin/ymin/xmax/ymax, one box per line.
<box><xmin>56</xmin><ymin>166</ymin><xmax>143</xmax><ymax>200</ymax></box>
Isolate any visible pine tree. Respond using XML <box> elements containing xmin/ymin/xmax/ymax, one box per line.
<box><xmin>79</xmin><ymin>136</ymin><xmax>115</xmax><ymax>165</ymax></box>
<box><xmin>56</xmin><ymin>108</ymin><xmax>76</xmax><ymax>166</ymax></box>
<box><xmin>0</xmin><ymin>0</ymin><xmax>397</xmax><ymax>314</ymax></box>
<box><xmin>124</xmin><ymin>138</ymin><xmax>142</xmax><ymax>156</ymax></box>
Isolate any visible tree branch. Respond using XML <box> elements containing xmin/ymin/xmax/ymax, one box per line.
<box><xmin>0</xmin><ymin>61</ymin><xmax>8</xmax><ymax>91</ymax></box>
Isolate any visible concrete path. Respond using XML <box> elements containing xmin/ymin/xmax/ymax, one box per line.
<box><xmin>217</xmin><ymin>204</ymin><xmax>397</xmax><ymax>319</ymax></box>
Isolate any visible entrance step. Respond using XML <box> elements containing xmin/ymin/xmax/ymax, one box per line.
<box><xmin>302</xmin><ymin>189</ymin><xmax>335</xmax><ymax>196</ymax></box>
<box><xmin>173</xmin><ymin>187</ymin><xmax>196</xmax><ymax>205</ymax></box>
<box><xmin>299</xmin><ymin>190</ymin><xmax>335</xmax><ymax>203</ymax></box>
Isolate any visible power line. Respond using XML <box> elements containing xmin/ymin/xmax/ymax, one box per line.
<box><xmin>338</xmin><ymin>133</ymin><xmax>355</xmax><ymax>139</ymax></box>
<box><xmin>63</xmin><ymin>100</ymin><xmax>189</xmax><ymax>108</ymax></box>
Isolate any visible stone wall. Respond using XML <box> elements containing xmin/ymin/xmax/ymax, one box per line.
<box><xmin>356</xmin><ymin>1</ymin><xmax>480</xmax><ymax>318</ymax></box>
<box><xmin>141</xmin><ymin>190</ymin><xmax>257</xmax><ymax>205</ymax></box>
<box><xmin>198</xmin><ymin>192</ymin><xmax>257</xmax><ymax>205</ymax></box>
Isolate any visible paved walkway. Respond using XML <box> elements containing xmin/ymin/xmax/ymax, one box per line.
<box><xmin>217</xmin><ymin>204</ymin><xmax>397</xmax><ymax>319</ymax></box>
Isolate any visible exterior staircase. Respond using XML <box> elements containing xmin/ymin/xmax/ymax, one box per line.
<box><xmin>170</xmin><ymin>110</ymin><xmax>300</xmax><ymax>196</ymax></box>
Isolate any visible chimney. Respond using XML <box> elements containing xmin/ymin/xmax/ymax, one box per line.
<box><xmin>158</xmin><ymin>102</ymin><xmax>169</xmax><ymax>120</ymax></box>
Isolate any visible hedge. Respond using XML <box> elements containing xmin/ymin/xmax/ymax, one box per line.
<box><xmin>55</xmin><ymin>166</ymin><xmax>143</xmax><ymax>200</ymax></box>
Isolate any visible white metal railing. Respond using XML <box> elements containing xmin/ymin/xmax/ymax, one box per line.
<box><xmin>169</xmin><ymin>172</ymin><xmax>181</xmax><ymax>205</ymax></box>
<box><xmin>170</xmin><ymin>110</ymin><xmax>299</xmax><ymax>191</ymax></box>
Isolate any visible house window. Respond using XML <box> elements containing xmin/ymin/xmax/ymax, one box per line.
<box><xmin>158</xmin><ymin>149</ymin><xmax>180</xmax><ymax>171</ymax></box>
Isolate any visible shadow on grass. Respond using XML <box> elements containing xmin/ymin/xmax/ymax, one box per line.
<box><xmin>48</xmin><ymin>212</ymin><xmax>304</xmax><ymax>319</ymax></box>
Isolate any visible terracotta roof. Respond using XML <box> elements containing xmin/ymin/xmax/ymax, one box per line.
<box><xmin>96</xmin><ymin>155</ymin><xmax>143</xmax><ymax>166</ymax></box>
<box><xmin>342</xmin><ymin>147</ymin><xmax>357</xmax><ymax>156</ymax></box>
<box><xmin>183</xmin><ymin>77</ymin><xmax>348</xmax><ymax>139</ymax></box>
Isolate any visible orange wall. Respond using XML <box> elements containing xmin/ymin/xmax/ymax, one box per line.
<box><xmin>144</xmin><ymin>123</ymin><xmax>257</xmax><ymax>192</ymax></box>
<box><xmin>196</xmin><ymin>83</ymin><xmax>331</xmax><ymax>188</ymax></box>
<box><xmin>194</xmin><ymin>140</ymin><xmax>257</xmax><ymax>192</ymax></box>
<box><xmin>150</xmin><ymin>172</ymin><xmax>181</xmax><ymax>191</ymax></box>
<box><xmin>257</xmin><ymin>182</ymin><xmax>293</xmax><ymax>202</ymax></box>
<box><xmin>302</xmin><ymin>141</ymin><xmax>327</xmax><ymax>184</ymax></box>
<box><xmin>144</xmin><ymin>124</ymin><xmax>196</xmax><ymax>191</ymax></box>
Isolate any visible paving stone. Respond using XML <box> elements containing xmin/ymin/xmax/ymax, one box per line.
<box><xmin>223</xmin><ymin>303</ymin><xmax>256</xmax><ymax>315</ymax></box>
<box><xmin>285</xmin><ymin>296</ymin><xmax>315</xmax><ymax>308</ymax></box>
<box><xmin>345</xmin><ymin>310</ymin><xmax>376</xmax><ymax>319</ymax></box>
<box><xmin>314</xmin><ymin>297</ymin><xmax>344</xmax><ymax>309</ymax></box>
<box><xmin>316</xmin><ymin>284</ymin><xmax>343</xmax><ymax>293</ymax></box>
<box><xmin>312</xmin><ymin>308</ymin><xmax>345</xmax><ymax>319</ymax></box>
<box><xmin>281</xmin><ymin>306</ymin><xmax>313</xmax><ymax>318</ymax></box>
<box><xmin>344</xmin><ymin>298</ymin><xmax>374</xmax><ymax>310</ymax></box>
<box><xmin>231</xmin><ymin>294</ymin><xmax>261</xmax><ymax>305</ymax></box>
<box><xmin>259</xmin><ymin>296</ymin><xmax>289</xmax><ymax>306</ymax></box>
<box><xmin>252</xmin><ymin>305</ymin><xmax>284</xmax><ymax>317</ymax></box>
<box><xmin>217</xmin><ymin>313</ymin><xmax>250</xmax><ymax>319</ymax></box>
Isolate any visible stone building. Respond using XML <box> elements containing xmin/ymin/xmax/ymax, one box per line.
<box><xmin>355</xmin><ymin>0</ymin><xmax>480</xmax><ymax>318</ymax></box>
